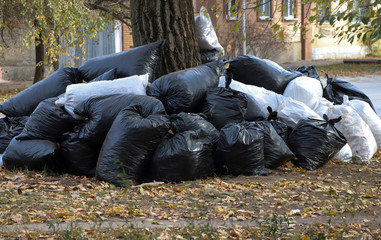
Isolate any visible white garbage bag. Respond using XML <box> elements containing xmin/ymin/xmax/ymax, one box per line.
<box><xmin>283</xmin><ymin>76</ymin><xmax>323</xmax><ymax>110</ymax></box>
<box><xmin>326</xmin><ymin>97</ymin><xmax>377</xmax><ymax>163</ymax></box>
<box><xmin>347</xmin><ymin>98</ymin><xmax>381</xmax><ymax>149</ymax></box>
<box><xmin>313</xmin><ymin>97</ymin><xmax>334</xmax><ymax>118</ymax></box>
<box><xmin>277</xmin><ymin>97</ymin><xmax>323</xmax><ymax>128</ymax></box>
<box><xmin>218</xmin><ymin>76</ymin><xmax>285</xmax><ymax>115</ymax></box>
<box><xmin>195</xmin><ymin>7</ymin><xmax>224</xmax><ymax>52</ymax></box>
<box><xmin>332</xmin><ymin>144</ymin><xmax>352</xmax><ymax>162</ymax></box>
<box><xmin>56</xmin><ymin>74</ymin><xmax>148</xmax><ymax>119</ymax></box>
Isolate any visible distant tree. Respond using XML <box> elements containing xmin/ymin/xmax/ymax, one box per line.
<box><xmin>0</xmin><ymin>0</ymin><xmax>129</xmax><ymax>83</ymax></box>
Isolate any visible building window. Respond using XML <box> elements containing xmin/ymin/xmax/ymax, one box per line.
<box><xmin>227</xmin><ymin>0</ymin><xmax>238</xmax><ymax>20</ymax></box>
<box><xmin>353</xmin><ymin>0</ymin><xmax>370</xmax><ymax>23</ymax></box>
<box><xmin>284</xmin><ymin>0</ymin><xmax>296</xmax><ymax>20</ymax></box>
<box><xmin>319</xmin><ymin>2</ymin><xmax>331</xmax><ymax>24</ymax></box>
<box><xmin>259</xmin><ymin>0</ymin><xmax>271</xmax><ymax>20</ymax></box>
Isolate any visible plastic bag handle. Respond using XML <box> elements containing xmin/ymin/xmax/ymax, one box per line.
<box><xmin>323</xmin><ymin>114</ymin><xmax>342</xmax><ymax>125</ymax></box>
<box><xmin>225</xmin><ymin>72</ymin><xmax>233</xmax><ymax>88</ymax></box>
<box><xmin>267</xmin><ymin>106</ymin><xmax>278</xmax><ymax>120</ymax></box>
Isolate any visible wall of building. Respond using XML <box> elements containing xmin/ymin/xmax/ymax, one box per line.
<box><xmin>0</xmin><ymin>28</ymin><xmax>35</xmax><ymax>81</ymax></box>
<box><xmin>311</xmin><ymin>23</ymin><xmax>368</xmax><ymax>60</ymax></box>
<box><xmin>123</xmin><ymin>24</ymin><xmax>134</xmax><ymax>51</ymax></box>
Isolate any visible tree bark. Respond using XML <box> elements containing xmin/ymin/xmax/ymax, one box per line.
<box><xmin>130</xmin><ymin>0</ymin><xmax>201</xmax><ymax>76</ymax></box>
<box><xmin>34</xmin><ymin>33</ymin><xmax>45</xmax><ymax>83</ymax></box>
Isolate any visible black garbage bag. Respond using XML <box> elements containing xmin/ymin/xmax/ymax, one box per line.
<box><xmin>3</xmin><ymin>137</ymin><xmax>59</xmax><ymax>170</ymax></box>
<box><xmin>223</xmin><ymin>72</ymin><xmax>266</xmax><ymax>121</ymax></box>
<box><xmin>89</xmin><ymin>68</ymin><xmax>117</xmax><ymax>82</ymax></box>
<box><xmin>215</xmin><ymin>122</ymin><xmax>267</xmax><ymax>176</ymax></box>
<box><xmin>96</xmin><ymin>106</ymin><xmax>170</xmax><ymax>185</ymax></box>
<box><xmin>295</xmin><ymin>65</ymin><xmax>321</xmax><ymax>81</ymax></box>
<box><xmin>147</xmin><ymin>61</ymin><xmax>222</xmax><ymax>114</ymax></box>
<box><xmin>0</xmin><ymin>67</ymin><xmax>80</xmax><ymax>117</ymax></box>
<box><xmin>225</xmin><ymin>55</ymin><xmax>300</xmax><ymax>94</ymax></box>
<box><xmin>17</xmin><ymin>97</ymin><xmax>77</xmax><ymax>141</ymax></box>
<box><xmin>147</xmin><ymin>122</ymin><xmax>215</xmax><ymax>182</ymax></box>
<box><xmin>201</xmin><ymin>87</ymin><xmax>247</xmax><ymax>130</ymax></box>
<box><xmin>79</xmin><ymin>40</ymin><xmax>165</xmax><ymax>83</ymax></box>
<box><xmin>0</xmin><ymin>117</ymin><xmax>9</xmax><ymax>135</ymax></box>
<box><xmin>323</xmin><ymin>75</ymin><xmax>376</xmax><ymax>111</ymax></box>
<box><xmin>287</xmin><ymin>115</ymin><xmax>347</xmax><ymax>170</ymax></box>
<box><xmin>60</xmin><ymin>132</ymin><xmax>101</xmax><ymax>177</ymax></box>
<box><xmin>74</xmin><ymin>94</ymin><xmax>166</xmax><ymax>142</ymax></box>
<box><xmin>200</xmin><ymin>50</ymin><xmax>221</xmax><ymax>64</ymax></box>
<box><xmin>252</xmin><ymin>121</ymin><xmax>295</xmax><ymax>169</ymax></box>
<box><xmin>169</xmin><ymin>112</ymin><xmax>220</xmax><ymax>146</ymax></box>
<box><xmin>0</xmin><ymin>116</ymin><xmax>29</xmax><ymax>154</ymax></box>
<box><xmin>266</xmin><ymin>107</ymin><xmax>290</xmax><ymax>142</ymax></box>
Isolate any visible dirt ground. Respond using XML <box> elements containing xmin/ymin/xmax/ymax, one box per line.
<box><xmin>0</xmin><ymin>152</ymin><xmax>380</xmax><ymax>239</ymax></box>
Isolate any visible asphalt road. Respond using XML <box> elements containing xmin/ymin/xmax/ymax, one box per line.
<box><xmin>340</xmin><ymin>75</ymin><xmax>381</xmax><ymax>117</ymax></box>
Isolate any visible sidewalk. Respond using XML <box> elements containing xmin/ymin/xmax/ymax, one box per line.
<box><xmin>280</xmin><ymin>59</ymin><xmax>343</xmax><ymax>68</ymax></box>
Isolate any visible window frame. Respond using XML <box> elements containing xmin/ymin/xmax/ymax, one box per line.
<box><xmin>259</xmin><ymin>0</ymin><xmax>272</xmax><ymax>20</ymax></box>
<box><xmin>319</xmin><ymin>2</ymin><xmax>331</xmax><ymax>25</ymax></box>
<box><xmin>284</xmin><ymin>0</ymin><xmax>297</xmax><ymax>21</ymax></box>
<box><xmin>227</xmin><ymin>0</ymin><xmax>238</xmax><ymax>20</ymax></box>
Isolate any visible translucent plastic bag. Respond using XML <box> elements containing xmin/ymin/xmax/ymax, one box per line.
<box><xmin>332</xmin><ymin>144</ymin><xmax>352</xmax><ymax>163</ymax></box>
<box><xmin>347</xmin><ymin>98</ymin><xmax>381</xmax><ymax>149</ymax></box>
<box><xmin>195</xmin><ymin>7</ymin><xmax>224</xmax><ymax>52</ymax></box>
<box><xmin>313</xmin><ymin>97</ymin><xmax>334</xmax><ymax>118</ymax></box>
<box><xmin>219</xmin><ymin>76</ymin><xmax>284</xmax><ymax>116</ymax></box>
<box><xmin>277</xmin><ymin>98</ymin><xmax>323</xmax><ymax>128</ymax></box>
<box><xmin>327</xmin><ymin>98</ymin><xmax>377</xmax><ymax>162</ymax></box>
<box><xmin>56</xmin><ymin>74</ymin><xmax>148</xmax><ymax>119</ymax></box>
<box><xmin>283</xmin><ymin>76</ymin><xmax>323</xmax><ymax>110</ymax></box>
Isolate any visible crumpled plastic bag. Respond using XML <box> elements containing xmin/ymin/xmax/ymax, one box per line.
<box><xmin>215</xmin><ymin>122</ymin><xmax>267</xmax><ymax>176</ymax></box>
<box><xmin>56</xmin><ymin>74</ymin><xmax>148</xmax><ymax>119</ymax></box>
<box><xmin>277</xmin><ymin>97</ymin><xmax>323</xmax><ymax>129</ymax></box>
<box><xmin>195</xmin><ymin>7</ymin><xmax>224</xmax><ymax>52</ymax></box>
<box><xmin>74</xmin><ymin>94</ymin><xmax>166</xmax><ymax>142</ymax></box>
<box><xmin>3</xmin><ymin>137</ymin><xmax>60</xmax><ymax>171</ymax></box>
<box><xmin>225</xmin><ymin>55</ymin><xmax>300</xmax><ymax>94</ymax></box>
<box><xmin>17</xmin><ymin>97</ymin><xmax>76</xmax><ymax>141</ymax></box>
<box><xmin>60</xmin><ymin>132</ymin><xmax>101</xmax><ymax>177</ymax></box>
<box><xmin>332</xmin><ymin>143</ymin><xmax>352</xmax><ymax>162</ymax></box>
<box><xmin>79</xmin><ymin>40</ymin><xmax>164</xmax><ymax>83</ymax></box>
<box><xmin>287</xmin><ymin>115</ymin><xmax>347</xmax><ymax>170</ymax></box>
<box><xmin>313</xmin><ymin>97</ymin><xmax>334</xmax><ymax>118</ymax></box>
<box><xmin>148</xmin><ymin>61</ymin><xmax>221</xmax><ymax>114</ymax></box>
<box><xmin>283</xmin><ymin>76</ymin><xmax>323</xmax><ymax>110</ymax></box>
<box><xmin>201</xmin><ymin>87</ymin><xmax>247</xmax><ymax>130</ymax></box>
<box><xmin>0</xmin><ymin>116</ymin><xmax>28</xmax><ymax>154</ymax></box>
<box><xmin>327</xmin><ymin>96</ymin><xmax>377</xmax><ymax>163</ymax></box>
<box><xmin>347</xmin><ymin>98</ymin><xmax>381</xmax><ymax>149</ymax></box>
<box><xmin>219</xmin><ymin>76</ymin><xmax>284</xmax><ymax>116</ymax></box>
<box><xmin>147</xmin><ymin>129</ymin><xmax>215</xmax><ymax>183</ymax></box>
<box><xmin>0</xmin><ymin>67</ymin><xmax>79</xmax><ymax>117</ymax></box>
<box><xmin>323</xmin><ymin>75</ymin><xmax>376</xmax><ymax>111</ymax></box>
<box><xmin>252</xmin><ymin>121</ymin><xmax>295</xmax><ymax>169</ymax></box>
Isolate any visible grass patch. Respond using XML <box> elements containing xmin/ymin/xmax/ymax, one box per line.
<box><xmin>315</xmin><ymin>63</ymin><xmax>381</xmax><ymax>77</ymax></box>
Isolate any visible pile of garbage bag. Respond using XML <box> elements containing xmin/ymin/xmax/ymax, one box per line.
<box><xmin>1</xmin><ymin>38</ymin><xmax>380</xmax><ymax>186</ymax></box>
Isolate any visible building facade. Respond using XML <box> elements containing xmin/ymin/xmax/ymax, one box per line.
<box><xmin>191</xmin><ymin>0</ymin><xmax>368</xmax><ymax>63</ymax></box>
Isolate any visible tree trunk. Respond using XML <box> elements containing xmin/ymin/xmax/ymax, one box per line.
<box><xmin>130</xmin><ymin>0</ymin><xmax>201</xmax><ymax>76</ymax></box>
<box><xmin>34</xmin><ymin>33</ymin><xmax>45</xmax><ymax>83</ymax></box>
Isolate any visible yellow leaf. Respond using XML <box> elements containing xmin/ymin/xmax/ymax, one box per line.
<box><xmin>226</xmin><ymin>44</ymin><xmax>232</xmax><ymax>53</ymax></box>
<box><xmin>365</xmin><ymin>193</ymin><xmax>374</xmax><ymax>198</ymax></box>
